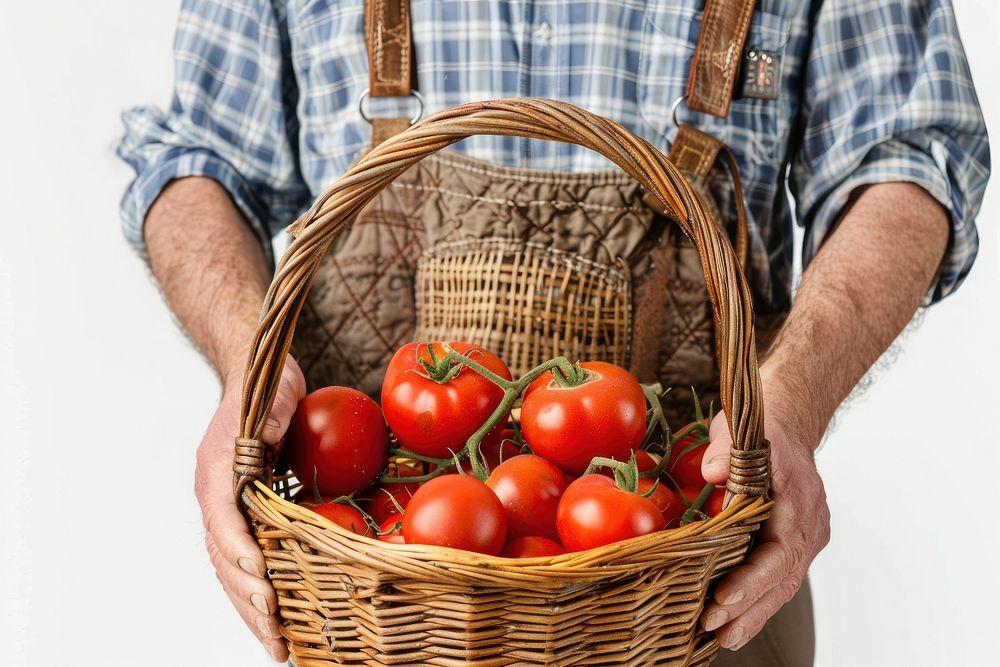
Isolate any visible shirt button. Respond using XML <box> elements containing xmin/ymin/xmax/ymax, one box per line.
<box><xmin>534</xmin><ymin>21</ymin><xmax>551</xmax><ymax>44</ymax></box>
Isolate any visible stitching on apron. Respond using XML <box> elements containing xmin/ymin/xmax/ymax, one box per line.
<box><xmin>432</xmin><ymin>154</ymin><xmax>635</xmax><ymax>186</ymax></box>
<box><xmin>390</xmin><ymin>182</ymin><xmax>647</xmax><ymax>214</ymax></box>
<box><xmin>424</xmin><ymin>238</ymin><xmax>630</xmax><ymax>282</ymax></box>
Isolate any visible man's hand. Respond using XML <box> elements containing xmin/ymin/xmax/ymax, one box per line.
<box><xmin>697</xmin><ymin>372</ymin><xmax>831</xmax><ymax>650</ymax></box>
<box><xmin>194</xmin><ymin>354</ymin><xmax>306</xmax><ymax>663</ymax></box>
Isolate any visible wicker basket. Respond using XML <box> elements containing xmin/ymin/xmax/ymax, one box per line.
<box><xmin>233</xmin><ymin>98</ymin><xmax>771</xmax><ymax>666</ymax></box>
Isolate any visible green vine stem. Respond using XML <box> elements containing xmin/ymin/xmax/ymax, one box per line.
<box><xmin>680</xmin><ymin>482</ymin><xmax>715</xmax><ymax>524</ymax></box>
<box><xmin>381</xmin><ymin>344</ymin><xmax>583</xmax><ymax>483</ymax></box>
<box><xmin>583</xmin><ymin>456</ymin><xmax>641</xmax><ymax>493</ymax></box>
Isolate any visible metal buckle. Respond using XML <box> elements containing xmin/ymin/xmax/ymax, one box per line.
<box><xmin>357</xmin><ymin>88</ymin><xmax>426</xmax><ymax>125</ymax></box>
<box><xmin>670</xmin><ymin>95</ymin><xmax>688</xmax><ymax>128</ymax></box>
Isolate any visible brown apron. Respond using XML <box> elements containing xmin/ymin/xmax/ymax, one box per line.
<box><xmin>290</xmin><ymin>0</ymin><xmax>812</xmax><ymax>664</ymax></box>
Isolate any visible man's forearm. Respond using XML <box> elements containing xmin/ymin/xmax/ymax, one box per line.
<box><xmin>145</xmin><ymin>176</ymin><xmax>272</xmax><ymax>382</ymax></box>
<box><xmin>762</xmin><ymin>182</ymin><xmax>950</xmax><ymax>446</ymax></box>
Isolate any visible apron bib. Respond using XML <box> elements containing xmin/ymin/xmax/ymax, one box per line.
<box><xmin>292</xmin><ymin>0</ymin><xmax>766</xmax><ymax>427</ymax></box>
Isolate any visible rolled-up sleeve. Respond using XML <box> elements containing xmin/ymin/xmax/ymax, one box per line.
<box><xmin>117</xmin><ymin>0</ymin><xmax>308</xmax><ymax>263</ymax></box>
<box><xmin>790</xmin><ymin>0</ymin><xmax>990</xmax><ymax>303</ymax></box>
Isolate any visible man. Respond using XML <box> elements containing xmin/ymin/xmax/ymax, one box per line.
<box><xmin>119</xmin><ymin>0</ymin><xmax>989</xmax><ymax>664</ymax></box>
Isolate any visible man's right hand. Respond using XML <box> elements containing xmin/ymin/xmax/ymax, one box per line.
<box><xmin>194</xmin><ymin>354</ymin><xmax>307</xmax><ymax>663</ymax></box>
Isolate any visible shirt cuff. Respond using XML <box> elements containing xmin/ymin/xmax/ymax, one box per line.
<box><xmin>801</xmin><ymin>139</ymin><xmax>978</xmax><ymax>305</ymax></box>
<box><xmin>119</xmin><ymin>146</ymin><xmax>275</xmax><ymax>265</ymax></box>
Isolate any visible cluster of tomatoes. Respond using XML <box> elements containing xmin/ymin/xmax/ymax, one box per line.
<box><xmin>284</xmin><ymin>341</ymin><xmax>725</xmax><ymax>557</ymax></box>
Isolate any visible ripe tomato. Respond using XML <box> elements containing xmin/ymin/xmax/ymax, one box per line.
<box><xmin>704</xmin><ymin>487</ymin><xmax>726</xmax><ymax>517</ymax></box>
<box><xmin>521</xmin><ymin>362</ymin><xmax>646</xmax><ymax>474</ymax></box>
<box><xmin>486</xmin><ymin>455</ymin><xmax>568</xmax><ymax>540</ymax></box>
<box><xmin>377</xmin><ymin>514</ymin><xmax>406</xmax><ymax>544</ymax></box>
<box><xmin>682</xmin><ymin>485</ymin><xmax>727</xmax><ymax>518</ymax></box>
<box><xmin>402</xmin><ymin>475</ymin><xmax>507</xmax><ymax>555</ymax></box>
<box><xmin>286</xmin><ymin>386</ymin><xmax>388</xmax><ymax>497</ymax></box>
<box><xmin>358</xmin><ymin>464</ymin><xmax>423</xmax><ymax>525</ymax></box>
<box><xmin>446</xmin><ymin>439</ymin><xmax>522</xmax><ymax>475</ymax></box>
<box><xmin>556</xmin><ymin>475</ymin><xmax>666</xmax><ymax>551</ymax></box>
<box><xmin>634</xmin><ymin>450</ymin><xmax>660</xmax><ymax>473</ymax></box>
<box><xmin>637</xmin><ymin>478</ymin><xmax>686</xmax><ymax>528</ymax></box>
<box><xmin>501</xmin><ymin>536</ymin><xmax>566</xmax><ymax>558</ymax></box>
<box><xmin>304</xmin><ymin>502</ymin><xmax>372</xmax><ymax>537</ymax></box>
<box><xmin>665</xmin><ymin>420</ymin><xmax>710</xmax><ymax>488</ymax></box>
<box><xmin>382</xmin><ymin>342</ymin><xmax>513</xmax><ymax>459</ymax></box>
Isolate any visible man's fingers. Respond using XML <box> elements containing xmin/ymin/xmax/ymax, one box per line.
<box><xmin>701</xmin><ymin>540</ymin><xmax>801</xmax><ymax>631</ymax></box>
<box><xmin>210</xmin><ymin>547</ymin><xmax>289</xmax><ymax>662</ymax></box>
<box><xmin>701</xmin><ymin>412</ymin><xmax>732</xmax><ymax>484</ymax></box>
<box><xmin>260</xmin><ymin>356</ymin><xmax>307</xmax><ymax>445</ymax></box>
<box><xmin>712</xmin><ymin>572</ymin><xmax>805</xmax><ymax>651</ymax></box>
<box><xmin>205</xmin><ymin>532</ymin><xmax>279</xmax><ymax>616</ymax></box>
<box><xmin>200</xmin><ymin>497</ymin><xmax>267</xmax><ymax>578</ymax></box>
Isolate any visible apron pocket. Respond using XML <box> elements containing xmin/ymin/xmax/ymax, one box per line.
<box><xmin>415</xmin><ymin>238</ymin><xmax>632</xmax><ymax>378</ymax></box>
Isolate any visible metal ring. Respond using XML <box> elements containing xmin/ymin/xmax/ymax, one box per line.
<box><xmin>357</xmin><ymin>88</ymin><xmax>426</xmax><ymax>126</ymax></box>
<box><xmin>670</xmin><ymin>94</ymin><xmax>688</xmax><ymax>128</ymax></box>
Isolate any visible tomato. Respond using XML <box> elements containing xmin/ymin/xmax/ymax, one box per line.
<box><xmin>634</xmin><ymin>450</ymin><xmax>660</xmax><ymax>473</ymax></box>
<box><xmin>286</xmin><ymin>386</ymin><xmax>389</xmax><ymax>497</ymax></box>
<box><xmin>556</xmin><ymin>475</ymin><xmax>666</xmax><ymax>551</ymax></box>
<box><xmin>447</xmin><ymin>439</ymin><xmax>522</xmax><ymax>475</ymax></box>
<box><xmin>665</xmin><ymin>420</ymin><xmax>710</xmax><ymax>488</ymax></box>
<box><xmin>358</xmin><ymin>464</ymin><xmax>423</xmax><ymax>525</ymax></box>
<box><xmin>377</xmin><ymin>514</ymin><xmax>406</xmax><ymax>544</ymax></box>
<box><xmin>304</xmin><ymin>501</ymin><xmax>372</xmax><ymax>537</ymax></box>
<box><xmin>501</xmin><ymin>536</ymin><xmax>566</xmax><ymax>558</ymax></box>
<box><xmin>704</xmin><ymin>487</ymin><xmax>726</xmax><ymax>517</ymax></box>
<box><xmin>382</xmin><ymin>342</ymin><xmax>513</xmax><ymax>459</ymax></box>
<box><xmin>402</xmin><ymin>475</ymin><xmax>507</xmax><ymax>555</ymax></box>
<box><xmin>682</xmin><ymin>485</ymin><xmax>727</xmax><ymax>518</ymax></box>
<box><xmin>637</xmin><ymin>478</ymin><xmax>686</xmax><ymax>528</ymax></box>
<box><xmin>485</xmin><ymin>455</ymin><xmax>568</xmax><ymax>540</ymax></box>
<box><xmin>521</xmin><ymin>362</ymin><xmax>646</xmax><ymax>475</ymax></box>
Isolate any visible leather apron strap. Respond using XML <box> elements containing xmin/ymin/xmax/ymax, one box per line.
<box><xmin>365</xmin><ymin>0</ymin><xmax>415</xmax><ymax>146</ymax></box>
<box><xmin>686</xmin><ymin>0</ymin><xmax>757</xmax><ymax>117</ymax></box>
<box><xmin>668</xmin><ymin>0</ymin><xmax>757</xmax><ymax>268</ymax></box>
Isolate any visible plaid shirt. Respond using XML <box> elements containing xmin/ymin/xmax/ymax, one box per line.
<box><xmin>118</xmin><ymin>0</ymin><xmax>990</xmax><ymax>318</ymax></box>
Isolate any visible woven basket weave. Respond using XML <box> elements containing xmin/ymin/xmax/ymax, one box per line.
<box><xmin>233</xmin><ymin>98</ymin><xmax>771</xmax><ymax>666</ymax></box>
<box><xmin>416</xmin><ymin>238</ymin><xmax>632</xmax><ymax>378</ymax></box>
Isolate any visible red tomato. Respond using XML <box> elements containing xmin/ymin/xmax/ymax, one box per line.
<box><xmin>665</xmin><ymin>420</ymin><xmax>711</xmax><ymax>488</ymax></box>
<box><xmin>447</xmin><ymin>439</ymin><xmax>522</xmax><ymax>475</ymax></box>
<box><xmin>382</xmin><ymin>342</ymin><xmax>513</xmax><ymax>459</ymax></box>
<box><xmin>377</xmin><ymin>514</ymin><xmax>406</xmax><ymax>544</ymax></box>
<box><xmin>637</xmin><ymin>478</ymin><xmax>686</xmax><ymax>528</ymax></box>
<box><xmin>556</xmin><ymin>475</ymin><xmax>666</xmax><ymax>551</ymax></box>
<box><xmin>358</xmin><ymin>464</ymin><xmax>423</xmax><ymax>525</ymax></box>
<box><xmin>286</xmin><ymin>386</ymin><xmax>389</xmax><ymax>497</ymax></box>
<box><xmin>402</xmin><ymin>475</ymin><xmax>507</xmax><ymax>555</ymax></box>
<box><xmin>501</xmin><ymin>536</ymin><xmax>566</xmax><ymax>558</ymax></box>
<box><xmin>704</xmin><ymin>487</ymin><xmax>726</xmax><ymax>517</ymax></box>
<box><xmin>634</xmin><ymin>450</ymin><xmax>660</xmax><ymax>473</ymax></box>
<box><xmin>304</xmin><ymin>502</ymin><xmax>372</xmax><ymax>537</ymax></box>
<box><xmin>680</xmin><ymin>485</ymin><xmax>726</xmax><ymax>518</ymax></box>
<box><xmin>486</xmin><ymin>455</ymin><xmax>568</xmax><ymax>540</ymax></box>
<box><xmin>521</xmin><ymin>362</ymin><xmax>646</xmax><ymax>475</ymax></box>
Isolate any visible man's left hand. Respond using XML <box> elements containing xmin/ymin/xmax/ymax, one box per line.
<box><xmin>698</xmin><ymin>383</ymin><xmax>831</xmax><ymax>651</ymax></box>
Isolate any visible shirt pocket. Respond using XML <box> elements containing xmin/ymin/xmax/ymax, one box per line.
<box><xmin>638</xmin><ymin>1</ymin><xmax>790</xmax><ymax>165</ymax></box>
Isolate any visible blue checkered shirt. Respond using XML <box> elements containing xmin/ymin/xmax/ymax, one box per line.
<box><xmin>118</xmin><ymin>0</ymin><xmax>990</xmax><ymax>318</ymax></box>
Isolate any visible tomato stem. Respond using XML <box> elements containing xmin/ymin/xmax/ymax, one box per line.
<box><xmin>329</xmin><ymin>494</ymin><xmax>381</xmax><ymax>534</ymax></box>
<box><xmin>421</xmin><ymin>345</ymin><xmax>580</xmax><ymax>481</ymax></box>
<box><xmin>680</xmin><ymin>482</ymin><xmax>715</xmax><ymax>524</ymax></box>
<box><xmin>583</xmin><ymin>455</ymin><xmax>641</xmax><ymax>493</ymax></box>
<box><xmin>312</xmin><ymin>467</ymin><xmax>324</xmax><ymax>505</ymax></box>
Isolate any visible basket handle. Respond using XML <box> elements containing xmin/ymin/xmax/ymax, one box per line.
<box><xmin>232</xmin><ymin>98</ymin><xmax>769</xmax><ymax>504</ymax></box>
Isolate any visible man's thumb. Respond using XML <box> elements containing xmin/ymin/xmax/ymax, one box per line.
<box><xmin>261</xmin><ymin>355</ymin><xmax>307</xmax><ymax>445</ymax></box>
<box><xmin>701</xmin><ymin>413</ymin><xmax>732</xmax><ymax>485</ymax></box>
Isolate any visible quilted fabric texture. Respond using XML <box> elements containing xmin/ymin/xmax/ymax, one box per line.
<box><xmin>292</xmin><ymin>149</ymin><xmax>723</xmax><ymax>427</ymax></box>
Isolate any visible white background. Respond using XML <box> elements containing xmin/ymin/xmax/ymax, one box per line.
<box><xmin>1</xmin><ymin>1</ymin><xmax>997</xmax><ymax>665</ymax></box>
